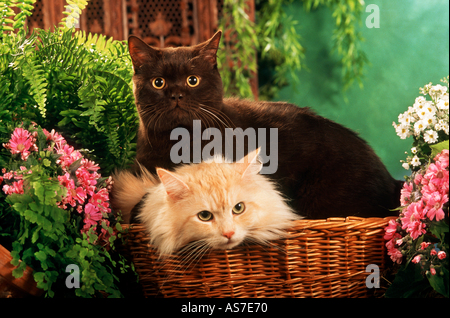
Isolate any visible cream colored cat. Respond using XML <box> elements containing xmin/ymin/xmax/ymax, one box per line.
<box><xmin>111</xmin><ymin>149</ymin><xmax>301</xmax><ymax>257</ymax></box>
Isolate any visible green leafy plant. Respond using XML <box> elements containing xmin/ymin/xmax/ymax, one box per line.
<box><xmin>1</xmin><ymin>0</ymin><xmax>138</xmax><ymax>297</ymax></box>
<box><xmin>0</xmin><ymin>122</ymin><xmax>136</xmax><ymax>297</ymax></box>
<box><xmin>218</xmin><ymin>0</ymin><xmax>368</xmax><ymax>99</ymax></box>
<box><xmin>1</xmin><ymin>2</ymin><xmax>138</xmax><ymax>175</ymax></box>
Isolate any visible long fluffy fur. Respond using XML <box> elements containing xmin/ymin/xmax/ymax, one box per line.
<box><xmin>136</xmin><ymin>150</ymin><xmax>302</xmax><ymax>257</ymax></box>
<box><xmin>110</xmin><ymin>166</ymin><xmax>158</xmax><ymax>223</ymax></box>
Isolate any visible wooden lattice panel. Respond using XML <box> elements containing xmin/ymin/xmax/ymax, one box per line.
<box><xmin>27</xmin><ymin>0</ymin><xmax>45</xmax><ymax>30</ymax></box>
<box><xmin>126</xmin><ymin>0</ymin><xmax>195</xmax><ymax>47</ymax></box>
<box><xmin>82</xmin><ymin>0</ymin><xmax>105</xmax><ymax>34</ymax></box>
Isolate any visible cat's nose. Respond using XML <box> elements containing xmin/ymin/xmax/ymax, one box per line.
<box><xmin>171</xmin><ymin>93</ymin><xmax>183</xmax><ymax>100</ymax></box>
<box><xmin>222</xmin><ymin>231</ymin><xmax>235</xmax><ymax>240</ymax></box>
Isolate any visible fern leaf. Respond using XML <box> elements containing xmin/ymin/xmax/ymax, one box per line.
<box><xmin>60</xmin><ymin>0</ymin><xmax>89</xmax><ymax>30</ymax></box>
<box><xmin>22</xmin><ymin>57</ymin><xmax>47</xmax><ymax>118</ymax></box>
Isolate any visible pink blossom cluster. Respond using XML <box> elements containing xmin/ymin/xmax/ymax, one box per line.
<box><xmin>1</xmin><ymin>126</ymin><xmax>114</xmax><ymax>244</ymax></box>
<box><xmin>2</xmin><ymin>127</ymin><xmax>38</xmax><ymax>161</ymax></box>
<box><xmin>384</xmin><ymin>149</ymin><xmax>449</xmax><ymax>274</ymax></box>
<box><xmin>1</xmin><ymin>166</ymin><xmax>30</xmax><ymax>195</ymax></box>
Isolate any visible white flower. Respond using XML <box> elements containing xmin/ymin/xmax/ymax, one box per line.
<box><xmin>413</xmin><ymin>100</ymin><xmax>425</xmax><ymax>113</ymax></box>
<box><xmin>416</xmin><ymin>101</ymin><xmax>435</xmax><ymax>119</ymax></box>
<box><xmin>411</xmin><ymin>155</ymin><xmax>421</xmax><ymax>167</ymax></box>
<box><xmin>415</xmin><ymin>96</ymin><xmax>426</xmax><ymax>104</ymax></box>
<box><xmin>413</xmin><ymin>120</ymin><xmax>426</xmax><ymax>136</ymax></box>
<box><xmin>442</xmin><ymin>122</ymin><xmax>449</xmax><ymax>135</ymax></box>
<box><xmin>423</xmin><ymin>130</ymin><xmax>438</xmax><ymax>143</ymax></box>
<box><xmin>424</xmin><ymin>102</ymin><xmax>437</xmax><ymax>117</ymax></box>
<box><xmin>436</xmin><ymin>93</ymin><xmax>449</xmax><ymax>110</ymax></box>
<box><xmin>423</xmin><ymin>115</ymin><xmax>436</xmax><ymax>128</ymax></box>
<box><xmin>395</xmin><ymin>123</ymin><xmax>411</xmax><ymax>139</ymax></box>
<box><xmin>420</xmin><ymin>82</ymin><xmax>433</xmax><ymax>95</ymax></box>
<box><xmin>411</xmin><ymin>147</ymin><xmax>418</xmax><ymax>154</ymax></box>
<box><xmin>402</xmin><ymin>162</ymin><xmax>410</xmax><ymax>170</ymax></box>
<box><xmin>430</xmin><ymin>84</ymin><xmax>448</xmax><ymax>97</ymax></box>
<box><xmin>398</xmin><ymin>112</ymin><xmax>413</xmax><ymax>125</ymax></box>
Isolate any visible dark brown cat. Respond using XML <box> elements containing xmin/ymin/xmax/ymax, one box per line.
<box><xmin>126</xmin><ymin>31</ymin><xmax>402</xmax><ymax>219</ymax></box>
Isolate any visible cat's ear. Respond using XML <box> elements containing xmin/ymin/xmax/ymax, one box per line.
<box><xmin>197</xmin><ymin>30</ymin><xmax>222</xmax><ymax>65</ymax></box>
<box><xmin>128</xmin><ymin>36</ymin><xmax>160</xmax><ymax>70</ymax></box>
<box><xmin>157</xmin><ymin>168</ymin><xmax>190</xmax><ymax>201</ymax></box>
<box><xmin>239</xmin><ymin>147</ymin><xmax>263</xmax><ymax>178</ymax></box>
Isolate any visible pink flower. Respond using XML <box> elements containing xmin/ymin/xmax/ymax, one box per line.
<box><xmin>4</xmin><ymin>128</ymin><xmax>36</xmax><ymax>161</ymax></box>
<box><xmin>423</xmin><ymin>191</ymin><xmax>448</xmax><ymax>221</ymax></box>
<box><xmin>84</xmin><ymin>202</ymin><xmax>103</xmax><ymax>227</ymax></box>
<box><xmin>75</xmin><ymin>167</ymin><xmax>99</xmax><ymax>195</ymax></box>
<box><xmin>387</xmin><ymin>246</ymin><xmax>403</xmax><ymax>264</ymax></box>
<box><xmin>424</xmin><ymin>161</ymin><xmax>449</xmax><ymax>190</ymax></box>
<box><xmin>43</xmin><ymin>128</ymin><xmax>65</xmax><ymax>145</ymax></box>
<box><xmin>437</xmin><ymin>251</ymin><xmax>447</xmax><ymax>260</ymax></box>
<box><xmin>434</xmin><ymin>149</ymin><xmax>449</xmax><ymax>168</ymax></box>
<box><xmin>430</xmin><ymin>267</ymin><xmax>436</xmax><ymax>275</ymax></box>
<box><xmin>56</xmin><ymin>143</ymin><xmax>82</xmax><ymax>170</ymax></box>
<box><xmin>384</xmin><ymin>219</ymin><xmax>399</xmax><ymax>241</ymax></box>
<box><xmin>2</xmin><ymin>179</ymin><xmax>24</xmax><ymax>195</ymax></box>
<box><xmin>431</xmin><ymin>249</ymin><xmax>437</xmax><ymax>256</ymax></box>
<box><xmin>420</xmin><ymin>242</ymin><xmax>431</xmax><ymax>250</ymax></box>
<box><xmin>81</xmin><ymin>159</ymin><xmax>100</xmax><ymax>172</ymax></box>
<box><xmin>400</xmin><ymin>182</ymin><xmax>413</xmax><ymax>205</ymax></box>
<box><xmin>89</xmin><ymin>188</ymin><xmax>111</xmax><ymax>214</ymax></box>
<box><xmin>414</xmin><ymin>173</ymin><xmax>423</xmax><ymax>186</ymax></box>
<box><xmin>408</xmin><ymin>220</ymin><xmax>427</xmax><ymax>240</ymax></box>
<box><xmin>2</xmin><ymin>171</ymin><xmax>13</xmax><ymax>180</ymax></box>
<box><xmin>58</xmin><ymin>173</ymin><xmax>87</xmax><ymax>208</ymax></box>
<box><xmin>412</xmin><ymin>255</ymin><xmax>422</xmax><ymax>264</ymax></box>
<box><xmin>401</xmin><ymin>201</ymin><xmax>426</xmax><ymax>231</ymax></box>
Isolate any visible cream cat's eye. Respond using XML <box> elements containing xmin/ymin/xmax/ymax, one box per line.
<box><xmin>187</xmin><ymin>75</ymin><xmax>200</xmax><ymax>87</ymax></box>
<box><xmin>152</xmin><ymin>77</ymin><xmax>165</xmax><ymax>89</ymax></box>
<box><xmin>198</xmin><ymin>210</ymin><xmax>213</xmax><ymax>221</ymax></box>
<box><xmin>232</xmin><ymin>202</ymin><xmax>245</xmax><ymax>215</ymax></box>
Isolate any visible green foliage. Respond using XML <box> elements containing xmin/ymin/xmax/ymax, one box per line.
<box><xmin>1</xmin><ymin>1</ymin><xmax>139</xmax><ymax>297</ymax></box>
<box><xmin>60</xmin><ymin>0</ymin><xmax>88</xmax><ymax>30</ymax></box>
<box><xmin>218</xmin><ymin>0</ymin><xmax>259</xmax><ymax>99</ymax></box>
<box><xmin>0</xmin><ymin>0</ymin><xmax>36</xmax><ymax>32</ymax></box>
<box><xmin>218</xmin><ymin>0</ymin><xmax>368</xmax><ymax>99</ymax></box>
<box><xmin>0</xmin><ymin>27</ymin><xmax>138</xmax><ymax>175</ymax></box>
<box><xmin>0</xmin><ymin>121</ymin><xmax>137</xmax><ymax>297</ymax></box>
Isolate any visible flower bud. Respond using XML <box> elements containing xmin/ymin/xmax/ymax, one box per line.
<box><xmin>412</xmin><ymin>255</ymin><xmax>422</xmax><ymax>264</ymax></box>
<box><xmin>437</xmin><ymin>251</ymin><xmax>446</xmax><ymax>260</ymax></box>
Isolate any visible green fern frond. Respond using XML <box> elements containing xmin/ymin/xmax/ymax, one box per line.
<box><xmin>0</xmin><ymin>1</ymin><xmax>16</xmax><ymax>33</ymax></box>
<box><xmin>0</xmin><ymin>0</ymin><xmax>36</xmax><ymax>32</ymax></box>
<box><xmin>22</xmin><ymin>56</ymin><xmax>48</xmax><ymax>117</ymax></box>
<box><xmin>60</xmin><ymin>0</ymin><xmax>89</xmax><ymax>30</ymax></box>
<box><xmin>13</xmin><ymin>0</ymin><xmax>36</xmax><ymax>30</ymax></box>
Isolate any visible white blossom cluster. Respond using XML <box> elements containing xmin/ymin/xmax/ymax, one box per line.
<box><xmin>393</xmin><ymin>77</ymin><xmax>449</xmax><ymax>169</ymax></box>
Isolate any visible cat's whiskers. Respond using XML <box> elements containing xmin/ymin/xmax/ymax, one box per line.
<box><xmin>155</xmin><ymin>240</ymin><xmax>211</xmax><ymax>292</ymax></box>
<box><xmin>138</xmin><ymin>105</ymin><xmax>162</xmax><ymax>148</ymax></box>
<box><xmin>198</xmin><ymin>104</ymin><xmax>235</xmax><ymax>130</ymax></box>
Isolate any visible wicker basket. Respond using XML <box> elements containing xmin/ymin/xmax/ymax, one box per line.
<box><xmin>123</xmin><ymin>216</ymin><xmax>396</xmax><ymax>298</ymax></box>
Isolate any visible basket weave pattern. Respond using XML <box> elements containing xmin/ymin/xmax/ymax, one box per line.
<box><xmin>123</xmin><ymin>216</ymin><xmax>395</xmax><ymax>298</ymax></box>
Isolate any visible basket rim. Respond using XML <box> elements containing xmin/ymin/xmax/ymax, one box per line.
<box><xmin>121</xmin><ymin>216</ymin><xmax>397</xmax><ymax>232</ymax></box>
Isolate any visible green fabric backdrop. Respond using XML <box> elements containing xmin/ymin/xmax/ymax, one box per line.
<box><xmin>275</xmin><ymin>0</ymin><xmax>449</xmax><ymax>180</ymax></box>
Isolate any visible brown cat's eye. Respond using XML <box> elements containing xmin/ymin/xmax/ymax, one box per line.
<box><xmin>232</xmin><ymin>202</ymin><xmax>245</xmax><ymax>215</ymax></box>
<box><xmin>152</xmin><ymin>77</ymin><xmax>165</xmax><ymax>89</ymax></box>
<box><xmin>198</xmin><ymin>210</ymin><xmax>213</xmax><ymax>221</ymax></box>
<box><xmin>187</xmin><ymin>75</ymin><xmax>200</xmax><ymax>88</ymax></box>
